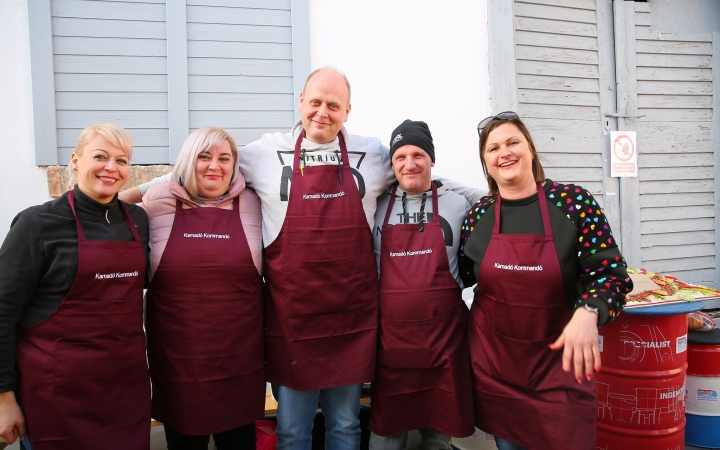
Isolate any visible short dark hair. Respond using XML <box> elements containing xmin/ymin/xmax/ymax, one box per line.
<box><xmin>478</xmin><ymin>115</ymin><xmax>545</xmax><ymax>196</ymax></box>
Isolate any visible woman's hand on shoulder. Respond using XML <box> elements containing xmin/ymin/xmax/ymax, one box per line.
<box><xmin>0</xmin><ymin>391</ymin><xmax>26</xmax><ymax>445</ymax></box>
<box><xmin>548</xmin><ymin>307</ymin><xmax>600</xmax><ymax>382</ymax></box>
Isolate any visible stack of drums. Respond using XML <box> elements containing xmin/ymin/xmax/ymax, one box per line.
<box><xmin>685</xmin><ymin>325</ymin><xmax>720</xmax><ymax>448</ymax></box>
<box><xmin>596</xmin><ymin>302</ymin><xmax>703</xmax><ymax>450</ymax></box>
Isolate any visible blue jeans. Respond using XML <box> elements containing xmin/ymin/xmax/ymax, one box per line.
<box><xmin>272</xmin><ymin>383</ymin><xmax>363</xmax><ymax>450</ymax></box>
<box><xmin>494</xmin><ymin>437</ymin><xmax>527</xmax><ymax>450</ymax></box>
<box><xmin>20</xmin><ymin>436</ymin><xmax>34</xmax><ymax>450</ymax></box>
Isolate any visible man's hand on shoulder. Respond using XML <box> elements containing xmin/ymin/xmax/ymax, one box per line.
<box><xmin>119</xmin><ymin>186</ymin><xmax>143</xmax><ymax>204</ymax></box>
<box><xmin>435</xmin><ymin>177</ymin><xmax>487</xmax><ymax>205</ymax></box>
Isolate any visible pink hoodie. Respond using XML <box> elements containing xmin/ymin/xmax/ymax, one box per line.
<box><xmin>142</xmin><ymin>175</ymin><xmax>262</xmax><ymax>277</ymax></box>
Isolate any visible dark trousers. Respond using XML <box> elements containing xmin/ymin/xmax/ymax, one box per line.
<box><xmin>164</xmin><ymin>422</ymin><xmax>256</xmax><ymax>450</ymax></box>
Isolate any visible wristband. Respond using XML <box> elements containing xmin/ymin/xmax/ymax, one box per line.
<box><xmin>584</xmin><ymin>304</ymin><xmax>599</xmax><ymax>314</ymax></box>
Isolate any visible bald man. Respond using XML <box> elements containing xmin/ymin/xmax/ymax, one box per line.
<box><xmin>125</xmin><ymin>68</ymin><xmax>483</xmax><ymax>450</ymax></box>
<box><xmin>127</xmin><ymin>67</ymin><xmax>393</xmax><ymax>450</ymax></box>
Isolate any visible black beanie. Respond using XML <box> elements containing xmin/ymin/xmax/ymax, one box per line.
<box><xmin>389</xmin><ymin>119</ymin><xmax>435</xmax><ymax>162</ymax></box>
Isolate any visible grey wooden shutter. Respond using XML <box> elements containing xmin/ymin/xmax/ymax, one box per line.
<box><xmin>52</xmin><ymin>0</ymin><xmax>170</xmax><ymax>164</ymax></box>
<box><xmin>513</xmin><ymin>0</ymin><xmax>609</xmax><ymax>199</ymax></box>
<box><xmin>185</xmin><ymin>0</ymin><xmax>296</xmax><ymax>149</ymax></box>
<box><xmin>29</xmin><ymin>0</ymin><xmax>309</xmax><ymax>166</ymax></box>
<box><xmin>631</xmin><ymin>4</ymin><xmax>717</xmax><ymax>283</ymax></box>
<box><xmin>493</xmin><ymin>0</ymin><xmax>719</xmax><ymax>286</ymax></box>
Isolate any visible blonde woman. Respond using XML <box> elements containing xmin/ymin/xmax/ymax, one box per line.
<box><xmin>143</xmin><ymin>127</ymin><xmax>263</xmax><ymax>450</ymax></box>
<box><xmin>0</xmin><ymin>124</ymin><xmax>151</xmax><ymax>449</ymax></box>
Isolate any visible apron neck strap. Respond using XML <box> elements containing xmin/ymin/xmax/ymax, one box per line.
<box><xmin>293</xmin><ymin>130</ymin><xmax>350</xmax><ymax>167</ymax></box>
<box><xmin>383</xmin><ymin>184</ymin><xmax>399</xmax><ymax>227</ymax></box>
<box><xmin>68</xmin><ymin>189</ymin><xmax>141</xmax><ymax>243</ymax></box>
<box><xmin>68</xmin><ymin>189</ymin><xmax>85</xmax><ymax>241</ymax></box>
<box><xmin>337</xmin><ymin>132</ymin><xmax>348</xmax><ymax>161</ymax></box>
<box><xmin>430</xmin><ymin>182</ymin><xmax>439</xmax><ymax>220</ymax></box>
<box><xmin>175</xmin><ymin>195</ymin><xmax>240</xmax><ymax>211</ymax></box>
<box><xmin>493</xmin><ymin>183</ymin><xmax>551</xmax><ymax>237</ymax></box>
<box><xmin>120</xmin><ymin>201</ymin><xmax>142</xmax><ymax>242</ymax></box>
<box><xmin>293</xmin><ymin>129</ymin><xmax>306</xmax><ymax>164</ymax></box>
<box><xmin>383</xmin><ymin>181</ymin><xmax>439</xmax><ymax>230</ymax></box>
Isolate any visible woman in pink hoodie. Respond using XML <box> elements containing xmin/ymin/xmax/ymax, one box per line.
<box><xmin>143</xmin><ymin>126</ymin><xmax>263</xmax><ymax>450</ymax></box>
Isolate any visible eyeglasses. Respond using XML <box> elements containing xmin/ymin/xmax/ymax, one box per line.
<box><xmin>477</xmin><ymin>111</ymin><xmax>518</xmax><ymax>136</ymax></box>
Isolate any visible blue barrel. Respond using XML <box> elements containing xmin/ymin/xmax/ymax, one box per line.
<box><xmin>686</xmin><ymin>326</ymin><xmax>720</xmax><ymax>448</ymax></box>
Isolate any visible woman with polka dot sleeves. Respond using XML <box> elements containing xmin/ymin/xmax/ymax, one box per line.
<box><xmin>458</xmin><ymin>112</ymin><xmax>633</xmax><ymax>450</ymax></box>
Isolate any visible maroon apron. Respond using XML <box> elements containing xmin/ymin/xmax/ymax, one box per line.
<box><xmin>264</xmin><ymin>131</ymin><xmax>378</xmax><ymax>390</ymax></box>
<box><xmin>369</xmin><ymin>183</ymin><xmax>474</xmax><ymax>437</ymax></box>
<box><xmin>469</xmin><ymin>184</ymin><xmax>596</xmax><ymax>450</ymax></box>
<box><xmin>146</xmin><ymin>196</ymin><xmax>264</xmax><ymax>434</ymax></box>
<box><xmin>15</xmin><ymin>190</ymin><xmax>150</xmax><ymax>450</ymax></box>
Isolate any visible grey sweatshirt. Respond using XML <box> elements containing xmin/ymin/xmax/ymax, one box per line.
<box><xmin>139</xmin><ymin>121</ymin><xmax>484</xmax><ymax>247</ymax></box>
<box><xmin>238</xmin><ymin>122</ymin><xmax>396</xmax><ymax>246</ymax></box>
<box><xmin>141</xmin><ymin>122</ymin><xmax>395</xmax><ymax>247</ymax></box>
<box><xmin>373</xmin><ymin>181</ymin><xmax>472</xmax><ymax>287</ymax></box>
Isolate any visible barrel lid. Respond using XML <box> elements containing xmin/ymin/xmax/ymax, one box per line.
<box><xmin>624</xmin><ymin>301</ymin><xmax>705</xmax><ymax>315</ymax></box>
<box><xmin>688</xmin><ymin>327</ymin><xmax>720</xmax><ymax>345</ymax></box>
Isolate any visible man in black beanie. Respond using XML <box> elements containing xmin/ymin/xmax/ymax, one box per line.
<box><xmin>389</xmin><ymin>119</ymin><xmax>435</xmax><ymax>163</ymax></box>
<box><xmin>368</xmin><ymin>120</ymin><xmax>476</xmax><ymax>449</ymax></box>
<box><xmin>386</xmin><ymin>120</ymin><xmax>436</xmax><ymax>196</ymax></box>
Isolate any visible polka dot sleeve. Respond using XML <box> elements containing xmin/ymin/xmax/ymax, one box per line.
<box><xmin>458</xmin><ymin>196</ymin><xmax>495</xmax><ymax>287</ymax></box>
<box><xmin>548</xmin><ymin>182</ymin><xmax>632</xmax><ymax>325</ymax></box>
<box><xmin>459</xmin><ymin>183</ymin><xmax>632</xmax><ymax>326</ymax></box>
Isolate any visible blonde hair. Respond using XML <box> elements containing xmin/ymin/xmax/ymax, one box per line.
<box><xmin>173</xmin><ymin>127</ymin><xmax>238</xmax><ymax>197</ymax></box>
<box><xmin>67</xmin><ymin>124</ymin><xmax>134</xmax><ymax>190</ymax></box>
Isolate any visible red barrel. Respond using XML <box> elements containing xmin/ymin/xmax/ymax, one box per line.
<box><xmin>688</xmin><ymin>338</ymin><xmax>720</xmax><ymax>377</ymax></box>
<box><xmin>596</xmin><ymin>303</ymin><xmax>703</xmax><ymax>450</ymax></box>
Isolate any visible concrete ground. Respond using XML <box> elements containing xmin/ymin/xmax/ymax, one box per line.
<box><xmin>1</xmin><ymin>435</ymin><xmax>709</xmax><ymax>449</ymax></box>
<box><xmin>1</xmin><ymin>426</ymin><xmax>710</xmax><ymax>449</ymax></box>
<box><xmin>4</xmin><ymin>427</ymin><xmax>216</xmax><ymax>450</ymax></box>
<box><xmin>148</xmin><ymin>426</ymin><xmax>217</xmax><ymax>450</ymax></box>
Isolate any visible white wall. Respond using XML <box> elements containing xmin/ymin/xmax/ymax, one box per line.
<box><xmin>0</xmin><ymin>0</ymin><xmax>490</xmax><ymax>242</ymax></box>
<box><xmin>0</xmin><ymin>0</ymin><xmax>51</xmax><ymax>238</ymax></box>
<box><xmin>649</xmin><ymin>0</ymin><xmax>720</xmax><ymax>33</ymax></box>
<box><xmin>308</xmin><ymin>0</ymin><xmax>490</xmax><ymax>191</ymax></box>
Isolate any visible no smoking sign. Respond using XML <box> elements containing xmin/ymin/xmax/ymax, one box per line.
<box><xmin>610</xmin><ymin>131</ymin><xmax>637</xmax><ymax>177</ymax></box>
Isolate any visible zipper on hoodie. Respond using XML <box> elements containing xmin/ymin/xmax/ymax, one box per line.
<box><xmin>102</xmin><ymin>204</ymin><xmax>121</xmax><ymax>240</ymax></box>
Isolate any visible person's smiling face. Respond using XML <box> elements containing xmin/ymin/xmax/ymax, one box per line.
<box><xmin>194</xmin><ymin>139</ymin><xmax>234</xmax><ymax>197</ymax></box>
<box><xmin>299</xmin><ymin>70</ymin><xmax>351</xmax><ymax>144</ymax></box>
<box><xmin>482</xmin><ymin>123</ymin><xmax>536</xmax><ymax>196</ymax></box>
<box><xmin>71</xmin><ymin>134</ymin><xmax>129</xmax><ymax>203</ymax></box>
<box><xmin>392</xmin><ymin>145</ymin><xmax>434</xmax><ymax>194</ymax></box>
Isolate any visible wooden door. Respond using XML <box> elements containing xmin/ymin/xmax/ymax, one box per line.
<box><xmin>613</xmin><ymin>1</ymin><xmax>718</xmax><ymax>284</ymax></box>
<box><xmin>490</xmin><ymin>0</ymin><xmax>719</xmax><ymax>286</ymax></box>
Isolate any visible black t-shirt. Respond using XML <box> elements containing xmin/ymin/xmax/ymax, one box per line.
<box><xmin>459</xmin><ymin>180</ymin><xmax>632</xmax><ymax>327</ymax></box>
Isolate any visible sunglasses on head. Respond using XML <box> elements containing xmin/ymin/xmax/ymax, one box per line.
<box><xmin>477</xmin><ymin>111</ymin><xmax>519</xmax><ymax>136</ymax></box>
